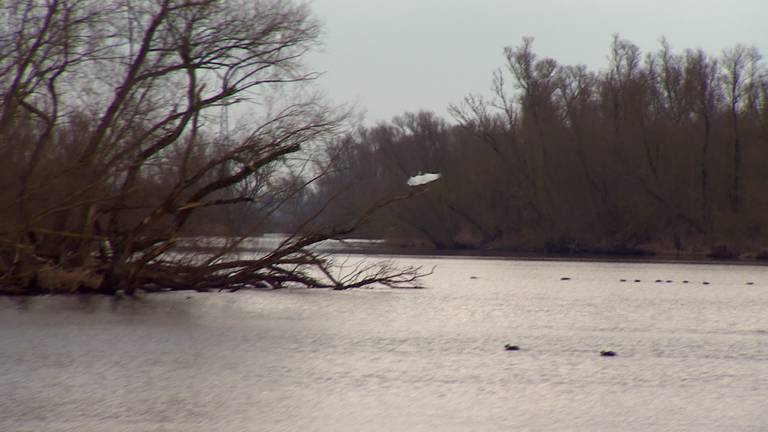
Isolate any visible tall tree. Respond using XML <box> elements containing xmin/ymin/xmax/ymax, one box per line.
<box><xmin>0</xmin><ymin>0</ymin><xmax>422</xmax><ymax>295</ymax></box>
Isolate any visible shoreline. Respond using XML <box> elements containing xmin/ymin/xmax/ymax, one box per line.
<box><xmin>180</xmin><ymin>243</ymin><xmax>768</xmax><ymax>267</ymax></box>
<box><xmin>173</xmin><ymin>235</ymin><xmax>768</xmax><ymax>266</ymax></box>
<box><xmin>335</xmin><ymin>248</ymin><xmax>768</xmax><ymax>267</ymax></box>
<box><xmin>4</xmin><ymin>247</ymin><xmax>764</xmax><ymax>297</ymax></box>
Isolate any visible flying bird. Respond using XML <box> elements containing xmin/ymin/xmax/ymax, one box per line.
<box><xmin>407</xmin><ymin>172</ymin><xmax>441</xmax><ymax>186</ymax></box>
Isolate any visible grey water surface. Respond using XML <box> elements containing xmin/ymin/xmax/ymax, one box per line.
<box><xmin>2</xmin><ymin>257</ymin><xmax>768</xmax><ymax>431</ymax></box>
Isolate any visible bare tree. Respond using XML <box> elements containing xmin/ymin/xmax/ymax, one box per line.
<box><xmin>0</xmin><ymin>0</ymin><xmax>424</xmax><ymax>295</ymax></box>
<box><xmin>683</xmin><ymin>48</ymin><xmax>720</xmax><ymax>230</ymax></box>
<box><xmin>721</xmin><ymin>44</ymin><xmax>763</xmax><ymax>213</ymax></box>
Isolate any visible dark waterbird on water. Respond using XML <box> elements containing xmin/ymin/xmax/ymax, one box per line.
<box><xmin>504</xmin><ymin>344</ymin><xmax>520</xmax><ymax>351</ymax></box>
<box><xmin>600</xmin><ymin>350</ymin><xmax>617</xmax><ymax>357</ymax></box>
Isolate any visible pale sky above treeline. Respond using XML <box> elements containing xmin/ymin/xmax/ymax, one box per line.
<box><xmin>306</xmin><ymin>0</ymin><xmax>768</xmax><ymax>124</ymax></box>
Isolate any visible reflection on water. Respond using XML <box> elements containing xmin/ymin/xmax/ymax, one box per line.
<box><xmin>2</xmin><ymin>258</ymin><xmax>768</xmax><ymax>431</ymax></box>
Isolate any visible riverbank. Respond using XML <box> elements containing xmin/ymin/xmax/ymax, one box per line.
<box><xmin>174</xmin><ymin>235</ymin><xmax>768</xmax><ymax>266</ymax></box>
<box><xmin>344</xmin><ymin>247</ymin><xmax>768</xmax><ymax>267</ymax></box>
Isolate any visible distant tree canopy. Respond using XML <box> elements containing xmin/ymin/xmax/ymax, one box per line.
<box><xmin>306</xmin><ymin>37</ymin><xmax>768</xmax><ymax>257</ymax></box>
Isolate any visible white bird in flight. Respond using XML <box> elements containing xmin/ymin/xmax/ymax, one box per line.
<box><xmin>407</xmin><ymin>172</ymin><xmax>441</xmax><ymax>186</ymax></box>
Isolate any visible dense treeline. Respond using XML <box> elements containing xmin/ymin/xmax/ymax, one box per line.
<box><xmin>306</xmin><ymin>37</ymin><xmax>768</xmax><ymax>257</ymax></box>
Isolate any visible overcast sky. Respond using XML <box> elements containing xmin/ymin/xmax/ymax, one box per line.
<box><xmin>305</xmin><ymin>0</ymin><xmax>767</xmax><ymax>125</ymax></box>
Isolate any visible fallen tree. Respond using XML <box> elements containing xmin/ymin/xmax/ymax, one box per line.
<box><xmin>0</xmin><ymin>0</ymin><xmax>426</xmax><ymax>295</ymax></box>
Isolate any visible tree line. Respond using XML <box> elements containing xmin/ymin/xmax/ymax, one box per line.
<box><xmin>2</xmin><ymin>1</ymin><xmax>765</xmax><ymax>296</ymax></box>
<box><xmin>305</xmin><ymin>36</ymin><xmax>768</xmax><ymax>258</ymax></box>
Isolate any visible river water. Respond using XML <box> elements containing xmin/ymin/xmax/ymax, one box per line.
<box><xmin>2</xmin><ymin>257</ymin><xmax>767</xmax><ymax>431</ymax></box>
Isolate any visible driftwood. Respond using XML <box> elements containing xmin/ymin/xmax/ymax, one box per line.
<box><xmin>0</xmin><ymin>189</ymin><xmax>431</xmax><ymax>295</ymax></box>
<box><xmin>0</xmin><ymin>238</ymin><xmax>428</xmax><ymax>295</ymax></box>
